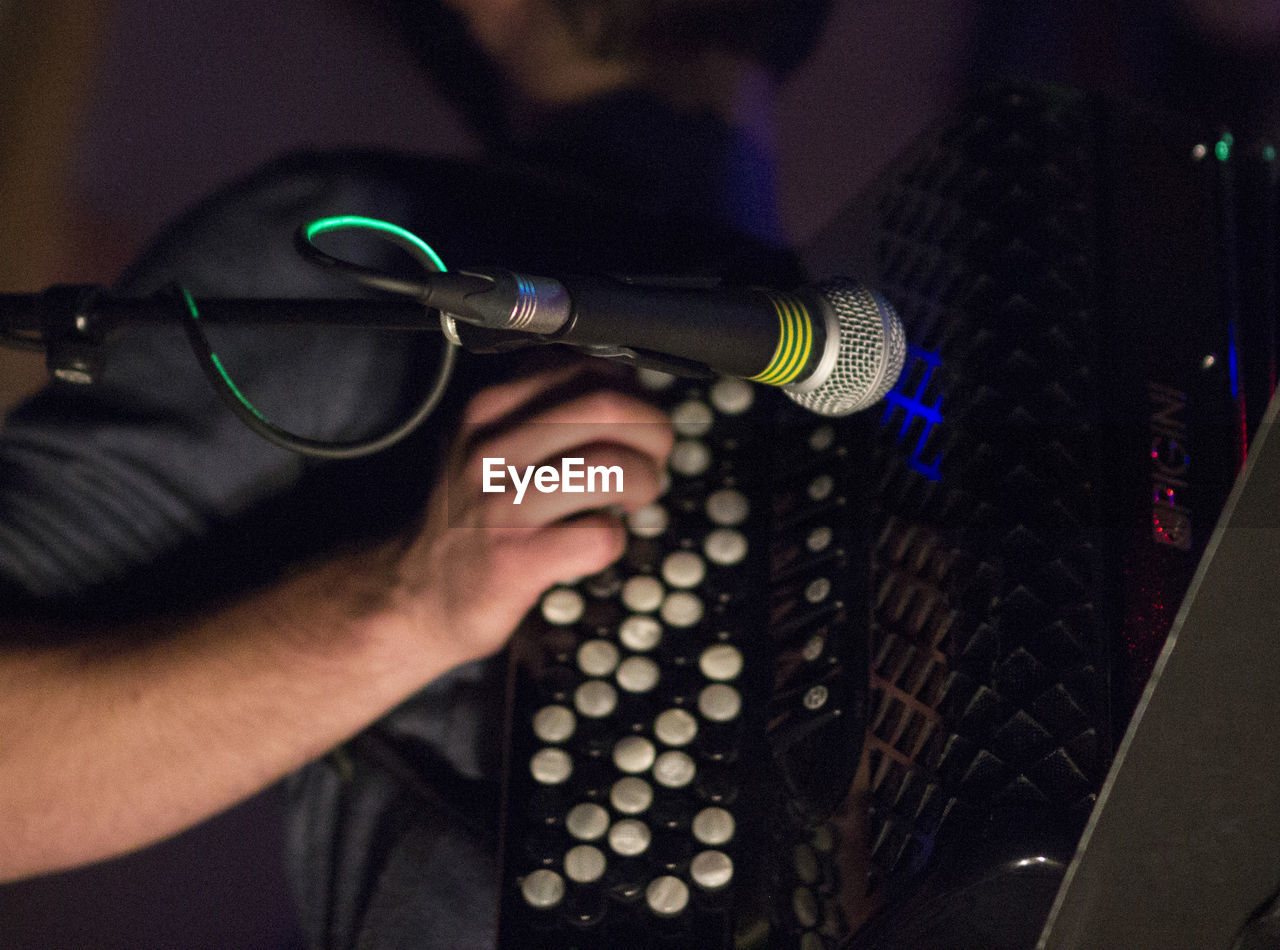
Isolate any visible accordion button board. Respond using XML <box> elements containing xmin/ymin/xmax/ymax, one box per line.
<box><xmin>496</xmin><ymin>374</ymin><xmax>871</xmax><ymax>949</ymax></box>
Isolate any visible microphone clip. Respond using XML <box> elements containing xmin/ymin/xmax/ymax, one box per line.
<box><xmin>443</xmin><ymin>314</ymin><xmax>715</xmax><ymax>379</ymax></box>
<box><xmin>35</xmin><ymin>284</ymin><xmax>109</xmax><ymax>386</ymax></box>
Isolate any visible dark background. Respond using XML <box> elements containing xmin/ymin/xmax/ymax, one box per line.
<box><xmin>0</xmin><ymin>0</ymin><xmax>1275</xmax><ymax>946</ymax></box>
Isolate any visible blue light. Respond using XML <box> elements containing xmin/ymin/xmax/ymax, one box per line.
<box><xmin>882</xmin><ymin>345</ymin><xmax>944</xmax><ymax>481</ymax></box>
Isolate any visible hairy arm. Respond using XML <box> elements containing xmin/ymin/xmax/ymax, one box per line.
<box><xmin>0</xmin><ymin>366</ymin><xmax>672</xmax><ymax>882</ymax></box>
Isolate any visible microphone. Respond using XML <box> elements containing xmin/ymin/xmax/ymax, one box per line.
<box><xmin>425</xmin><ymin>269</ymin><xmax>907</xmax><ymax>417</ymax></box>
<box><xmin>0</xmin><ymin>271</ymin><xmax>907</xmax><ymax>418</ymax></box>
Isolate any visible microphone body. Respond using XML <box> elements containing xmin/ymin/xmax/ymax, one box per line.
<box><xmin>434</xmin><ymin>270</ymin><xmax>906</xmax><ymax>416</ymax></box>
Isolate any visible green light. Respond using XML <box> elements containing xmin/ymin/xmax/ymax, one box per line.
<box><xmin>1264</xmin><ymin>145</ymin><xmax>1276</xmax><ymax>163</ymax></box>
<box><xmin>1215</xmin><ymin>133</ymin><xmax>1234</xmax><ymax>162</ymax></box>
<box><xmin>305</xmin><ymin>215</ymin><xmax>447</xmax><ymax>272</ymax></box>
<box><xmin>180</xmin><ymin>287</ymin><xmax>269</xmax><ymax>423</ymax></box>
<box><xmin>209</xmin><ymin>354</ymin><xmax>269</xmax><ymax>422</ymax></box>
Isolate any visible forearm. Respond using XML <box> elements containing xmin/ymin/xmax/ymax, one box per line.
<box><xmin>0</xmin><ymin>544</ymin><xmax>448</xmax><ymax>883</ymax></box>
<box><xmin>0</xmin><ymin>366</ymin><xmax>673</xmax><ymax>883</ymax></box>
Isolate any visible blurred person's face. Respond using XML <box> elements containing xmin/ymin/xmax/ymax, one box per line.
<box><xmin>432</xmin><ymin>0</ymin><xmax>640</xmax><ymax>107</ymax></box>
<box><xmin>437</xmin><ymin>0</ymin><xmax>528</xmax><ymax>58</ymax></box>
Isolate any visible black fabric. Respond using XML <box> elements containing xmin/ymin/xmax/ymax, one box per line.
<box><xmin>0</xmin><ymin>96</ymin><xmax>801</xmax><ymax>948</ymax></box>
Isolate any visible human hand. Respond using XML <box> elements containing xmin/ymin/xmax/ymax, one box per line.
<box><xmin>389</xmin><ymin>364</ymin><xmax>673</xmax><ymax>668</ymax></box>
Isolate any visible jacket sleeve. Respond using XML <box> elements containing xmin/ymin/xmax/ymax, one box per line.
<box><xmin>0</xmin><ymin>153</ymin><xmax>433</xmax><ymax>605</ymax></box>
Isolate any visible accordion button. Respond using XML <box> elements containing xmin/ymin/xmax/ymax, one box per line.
<box><xmin>637</xmin><ymin>368</ymin><xmax>677</xmax><ymax>391</ymax></box>
<box><xmin>710</xmin><ymin>377</ymin><xmax>754</xmax><ymax>415</ymax></box>
<box><xmin>616</xmin><ymin>655</ymin><xmax>661</xmax><ymax>694</ymax></box>
<box><xmin>576</xmin><ymin>639</ymin><xmax>621</xmax><ymax>677</ymax></box>
<box><xmin>699</xmin><ymin>644</ymin><xmax>744</xmax><ymax>682</ymax></box>
<box><xmin>661</xmin><ymin>550</ymin><xmax>706</xmax><ymax>589</ymax></box>
<box><xmin>793</xmin><ymin>886</ymin><xmax>820</xmax><ymax>928</ymax></box>
<box><xmin>808</xmin><ymin>425</ymin><xmax>836</xmax><ymax>453</ymax></box>
<box><xmin>703</xmin><ymin>527</ymin><xmax>748</xmax><ymax>565</ymax></box>
<box><xmin>645</xmin><ymin>875</ymin><xmax>690</xmax><ymax>917</ymax></box>
<box><xmin>654</xmin><ymin>708</ymin><xmax>698</xmax><ymax>747</ymax></box>
<box><xmin>608</xmin><ymin>818</ymin><xmax>652</xmax><ymax>857</ymax></box>
<box><xmin>653</xmin><ymin>750</ymin><xmax>697</xmax><ymax>789</ymax></box>
<box><xmin>532</xmin><ymin>704</ymin><xmax>576</xmax><ymax>744</ymax></box>
<box><xmin>670</xmin><ymin>439</ymin><xmax>712</xmax><ymax>477</ymax></box>
<box><xmin>622</xmin><ymin>575</ymin><xmax>665</xmax><ymax>613</ymax></box>
<box><xmin>671</xmin><ymin>399</ymin><xmax>714</xmax><ymax>437</ymax></box>
<box><xmin>807</xmin><ymin>473</ymin><xmax>836</xmax><ymax>502</ymax></box>
<box><xmin>619</xmin><ymin>614</ymin><xmax>663</xmax><ymax>652</ymax></box>
<box><xmin>529</xmin><ymin>747</ymin><xmax>573</xmax><ymax>786</ymax></box>
<box><xmin>610</xmin><ymin>776</ymin><xmax>654</xmax><ymax>815</ymax></box>
<box><xmin>660</xmin><ymin>591</ymin><xmax>704</xmax><ymax>628</ymax></box>
<box><xmin>520</xmin><ymin>868</ymin><xmax>565</xmax><ymax>909</ymax></box>
<box><xmin>564</xmin><ymin>844</ymin><xmax>607</xmax><ymax>884</ymax></box>
<box><xmin>574</xmin><ymin>679</ymin><xmax>618</xmax><ymax>719</ymax></box>
<box><xmin>541</xmin><ymin>587</ymin><xmax>585</xmax><ymax>626</ymax></box>
<box><xmin>810</xmin><ymin>824</ymin><xmax>836</xmax><ymax>854</ymax></box>
<box><xmin>698</xmin><ymin>683</ymin><xmax>743</xmax><ymax>723</ymax></box>
<box><xmin>628</xmin><ymin>502</ymin><xmax>669</xmax><ymax>538</ymax></box>
<box><xmin>706</xmin><ymin>488</ymin><xmax>750</xmax><ymax>526</ymax></box>
<box><xmin>691</xmin><ymin>807</ymin><xmax>735</xmax><ymax>846</ymax></box>
<box><xmin>802</xmin><ymin>635</ymin><xmax>826</xmax><ymax>662</ymax></box>
<box><xmin>806</xmin><ymin>525</ymin><xmax>835</xmax><ymax>553</ymax></box>
<box><xmin>690</xmin><ymin>849</ymin><xmax>734</xmax><ymax>891</ymax></box>
<box><xmin>566</xmin><ymin>802</ymin><xmax>610</xmax><ymax>842</ymax></box>
<box><xmin>804</xmin><ymin>577</ymin><xmax>833</xmax><ymax>604</ymax></box>
<box><xmin>612</xmin><ymin>735</ymin><xmax>657</xmax><ymax>774</ymax></box>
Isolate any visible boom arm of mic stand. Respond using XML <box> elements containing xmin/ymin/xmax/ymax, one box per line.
<box><xmin>0</xmin><ymin>285</ymin><xmax>438</xmax><ymax>384</ymax></box>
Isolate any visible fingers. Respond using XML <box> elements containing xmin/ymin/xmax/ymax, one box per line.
<box><xmin>468</xmin><ymin>389</ymin><xmax>673</xmax><ymax>486</ymax></box>
<box><xmin>404</xmin><ymin>363</ymin><xmax>674</xmax><ymax>666</ymax></box>
<box><xmin>468</xmin><ymin>443</ymin><xmax>665</xmax><ymax>530</ymax></box>
<box><xmin>526</xmin><ymin>512</ymin><xmax>629</xmax><ymax>592</ymax></box>
<box><xmin>489</xmin><ymin>512</ymin><xmax>629</xmax><ymax>606</ymax></box>
<box><xmin>447</xmin><ymin>367</ymin><xmax>673</xmax><ymax>533</ymax></box>
<box><xmin>460</xmin><ymin>364</ymin><xmax>589</xmax><ymax>432</ymax></box>
<box><xmin>426</xmin><ymin>511</ymin><xmax>627</xmax><ymax>663</ymax></box>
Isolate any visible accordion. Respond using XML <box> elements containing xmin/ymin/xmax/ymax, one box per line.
<box><xmin>496</xmin><ymin>81</ymin><xmax>1269</xmax><ymax>948</ymax></box>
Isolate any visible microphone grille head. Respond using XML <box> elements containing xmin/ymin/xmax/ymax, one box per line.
<box><xmin>784</xmin><ymin>278</ymin><xmax>906</xmax><ymax>417</ymax></box>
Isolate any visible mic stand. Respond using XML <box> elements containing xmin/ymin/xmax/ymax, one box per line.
<box><xmin>0</xmin><ymin>283</ymin><xmax>711</xmax><ymax>457</ymax></box>
<box><xmin>1</xmin><ymin>283</ymin><xmax>716</xmax><ymax>386</ymax></box>
<box><xmin>0</xmin><ymin>284</ymin><xmax>435</xmax><ymax>386</ymax></box>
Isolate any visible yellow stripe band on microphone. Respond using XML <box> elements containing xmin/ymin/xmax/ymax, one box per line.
<box><xmin>749</xmin><ymin>292</ymin><xmax>813</xmax><ymax>385</ymax></box>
